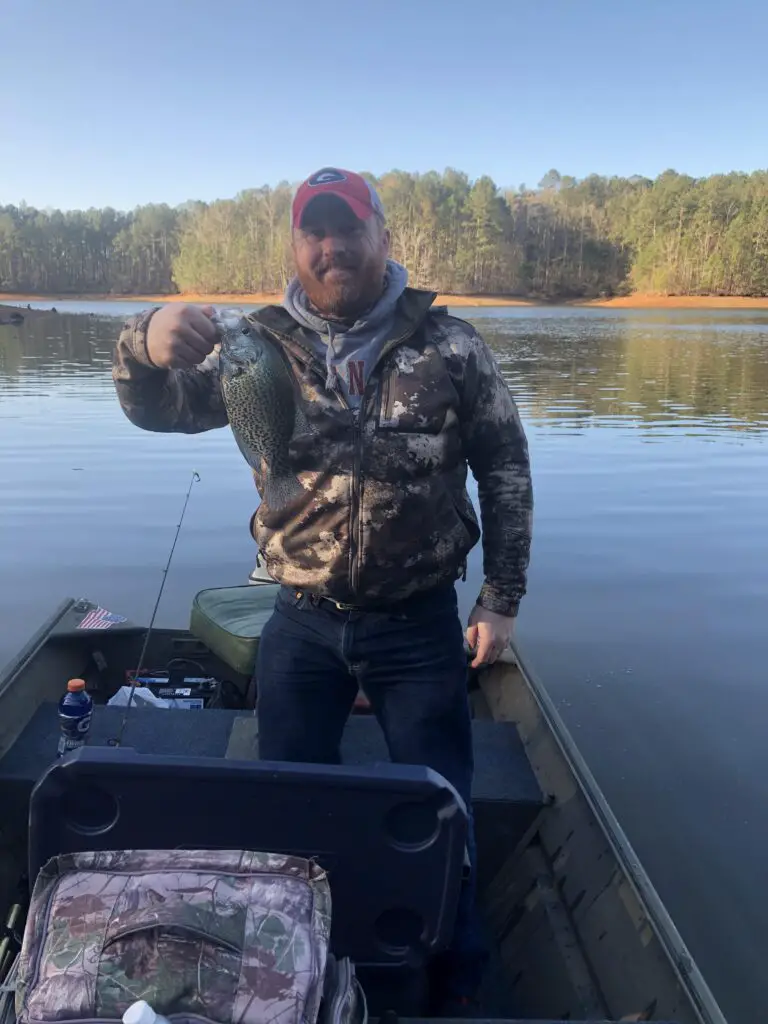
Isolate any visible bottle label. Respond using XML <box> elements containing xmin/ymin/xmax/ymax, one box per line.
<box><xmin>75</xmin><ymin>712</ymin><xmax>93</xmax><ymax>733</ymax></box>
<box><xmin>58</xmin><ymin>703</ymin><xmax>93</xmax><ymax>758</ymax></box>
<box><xmin>57</xmin><ymin>735</ymin><xmax>86</xmax><ymax>756</ymax></box>
<box><xmin>59</xmin><ymin>712</ymin><xmax>92</xmax><ymax>735</ymax></box>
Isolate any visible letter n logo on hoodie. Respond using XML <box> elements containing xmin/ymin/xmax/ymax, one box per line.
<box><xmin>348</xmin><ymin>360</ymin><xmax>365</xmax><ymax>396</ymax></box>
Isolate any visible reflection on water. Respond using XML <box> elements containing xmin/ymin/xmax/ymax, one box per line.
<box><xmin>491</xmin><ymin>313</ymin><xmax>768</xmax><ymax>436</ymax></box>
<box><xmin>7</xmin><ymin>308</ymin><xmax>768</xmax><ymax>430</ymax></box>
<box><xmin>2</xmin><ymin>306</ymin><xmax>768</xmax><ymax>1023</ymax></box>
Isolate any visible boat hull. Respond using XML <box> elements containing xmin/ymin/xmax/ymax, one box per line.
<box><xmin>0</xmin><ymin>596</ymin><xmax>729</xmax><ymax>1023</ymax></box>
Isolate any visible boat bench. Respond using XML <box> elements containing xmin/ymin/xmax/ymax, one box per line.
<box><xmin>0</xmin><ymin>706</ymin><xmax>543</xmax><ymax>896</ymax></box>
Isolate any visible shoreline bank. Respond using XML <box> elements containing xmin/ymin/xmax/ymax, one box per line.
<box><xmin>0</xmin><ymin>302</ymin><xmax>57</xmax><ymax>321</ymax></box>
<box><xmin>0</xmin><ymin>292</ymin><xmax>535</xmax><ymax>308</ymax></box>
<box><xmin>578</xmin><ymin>294</ymin><xmax>768</xmax><ymax>309</ymax></box>
<box><xmin>4</xmin><ymin>293</ymin><xmax>768</xmax><ymax>311</ymax></box>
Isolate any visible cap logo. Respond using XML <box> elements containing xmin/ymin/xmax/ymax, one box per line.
<box><xmin>308</xmin><ymin>168</ymin><xmax>347</xmax><ymax>187</ymax></box>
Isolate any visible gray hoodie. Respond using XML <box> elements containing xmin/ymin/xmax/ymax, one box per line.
<box><xmin>282</xmin><ymin>258</ymin><xmax>409</xmax><ymax>408</ymax></box>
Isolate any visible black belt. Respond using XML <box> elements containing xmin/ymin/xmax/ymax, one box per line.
<box><xmin>291</xmin><ymin>584</ymin><xmax>455</xmax><ymax>615</ymax></box>
<box><xmin>306</xmin><ymin>592</ymin><xmax>383</xmax><ymax>612</ymax></box>
<box><xmin>312</xmin><ymin>594</ymin><xmax>362</xmax><ymax>612</ymax></box>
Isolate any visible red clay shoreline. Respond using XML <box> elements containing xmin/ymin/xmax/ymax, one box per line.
<box><xmin>4</xmin><ymin>293</ymin><xmax>768</xmax><ymax>313</ymax></box>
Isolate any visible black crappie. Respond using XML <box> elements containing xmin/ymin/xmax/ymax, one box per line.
<box><xmin>215</xmin><ymin>309</ymin><xmax>305</xmax><ymax>508</ymax></box>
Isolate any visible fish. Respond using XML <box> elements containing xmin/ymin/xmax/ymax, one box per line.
<box><xmin>214</xmin><ymin>308</ymin><xmax>306</xmax><ymax>509</ymax></box>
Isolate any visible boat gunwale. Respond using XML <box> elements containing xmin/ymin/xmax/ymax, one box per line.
<box><xmin>0</xmin><ymin>598</ymin><xmax>76</xmax><ymax>700</ymax></box>
<box><xmin>495</xmin><ymin>642</ymin><xmax>729</xmax><ymax>1024</ymax></box>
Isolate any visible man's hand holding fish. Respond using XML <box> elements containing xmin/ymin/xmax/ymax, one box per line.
<box><xmin>145</xmin><ymin>303</ymin><xmax>218</xmax><ymax>368</ymax></box>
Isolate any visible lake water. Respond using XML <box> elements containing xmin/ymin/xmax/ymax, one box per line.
<box><xmin>2</xmin><ymin>302</ymin><xmax>767</xmax><ymax>1023</ymax></box>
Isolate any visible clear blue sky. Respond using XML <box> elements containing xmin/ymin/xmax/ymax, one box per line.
<box><xmin>2</xmin><ymin>0</ymin><xmax>766</xmax><ymax>211</ymax></box>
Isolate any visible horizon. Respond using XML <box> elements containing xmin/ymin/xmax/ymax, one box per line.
<box><xmin>3</xmin><ymin>0</ymin><xmax>767</xmax><ymax>211</ymax></box>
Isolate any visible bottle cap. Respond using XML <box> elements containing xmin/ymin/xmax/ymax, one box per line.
<box><xmin>67</xmin><ymin>679</ymin><xmax>86</xmax><ymax>692</ymax></box>
<box><xmin>123</xmin><ymin>1001</ymin><xmax>158</xmax><ymax>1024</ymax></box>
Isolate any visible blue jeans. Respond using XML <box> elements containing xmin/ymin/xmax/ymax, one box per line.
<box><xmin>255</xmin><ymin>583</ymin><xmax>487</xmax><ymax>999</ymax></box>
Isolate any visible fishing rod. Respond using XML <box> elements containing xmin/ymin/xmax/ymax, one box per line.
<box><xmin>113</xmin><ymin>469</ymin><xmax>201</xmax><ymax>746</ymax></box>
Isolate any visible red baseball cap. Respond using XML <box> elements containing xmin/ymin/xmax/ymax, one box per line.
<box><xmin>292</xmin><ymin>167</ymin><xmax>385</xmax><ymax>230</ymax></box>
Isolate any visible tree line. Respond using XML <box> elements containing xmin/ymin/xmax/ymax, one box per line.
<box><xmin>2</xmin><ymin>167</ymin><xmax>767</xmax><ymax>298</ymax></box>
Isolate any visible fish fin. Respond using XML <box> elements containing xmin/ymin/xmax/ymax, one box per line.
<box><xmin>293</xmin><ymin>394</ymin><xmax>311</xmax><ymax>436</ymax></box>
<box><xmin>264</xmin><ymin>472</ymin><xmax>304</xmax><ymax>510</ymax></box>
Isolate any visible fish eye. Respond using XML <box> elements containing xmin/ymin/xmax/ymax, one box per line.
<box><xmin>241</xmin><ymin>326</ymin><xmax>250</xmax><ymax>335</ymax></box>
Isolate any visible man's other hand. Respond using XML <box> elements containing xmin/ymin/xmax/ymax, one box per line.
<box><xmin>146</xmin><ymin>304</ymin><xmax>218</xmax><ymax>369</ymax></box>
<box><xmin>466</xmin><ymin>605</ymin><xmax>516</xmax><ymax>668</ymax></box>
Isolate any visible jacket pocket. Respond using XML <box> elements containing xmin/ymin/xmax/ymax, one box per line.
<box><xmin>376</xmin><ymin>345</ymin><xmax>456</xmax><ymax>435</ymax></box>
<box><xmin>452</xmin><ymin>491</ymin><xmax>481</xmax><ymax>548</ymax></box>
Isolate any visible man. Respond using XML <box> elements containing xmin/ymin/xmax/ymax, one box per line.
<box><xmin>113</xmin><ymin>167</ymin><xmax>533</xmax><ymax>1011</ymax></box>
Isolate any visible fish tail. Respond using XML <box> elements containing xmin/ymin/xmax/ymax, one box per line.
<box><xmin>264</xmin><ymin>471</ymin><xmax>304</xmax><ymax>510</ymax></box>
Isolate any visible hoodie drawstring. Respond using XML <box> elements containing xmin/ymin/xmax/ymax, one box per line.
<box><xmin>325</xmin><ymin>326</ymin><xmax>337</xmax><ymax>392</ymax></box>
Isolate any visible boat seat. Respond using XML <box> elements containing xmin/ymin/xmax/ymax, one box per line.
<box><xmin>28</xmin><ymin>745</ymin><xmax>467</xmax><ymax>978</ymax></box>
<box><xmin>189</xmin><ymin>583</ymin><xmax>278</xmax><ymax>677</ymax></box>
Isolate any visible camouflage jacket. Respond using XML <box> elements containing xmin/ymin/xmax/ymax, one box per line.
<box><xmin>113</xmin><ymin>288</ymin><xmax>533</xmax><ymax>616</ymax></box>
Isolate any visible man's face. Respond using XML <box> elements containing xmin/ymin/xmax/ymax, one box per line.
<box><xmin>292</xmin><ymin>194</ymin><xmax>390</xmax><ymax>318</ymax></box>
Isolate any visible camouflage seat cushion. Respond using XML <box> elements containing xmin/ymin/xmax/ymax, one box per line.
<box><xmin>190</xmin><ymin>584</ymin><xmax>278</xmax><ymax>677</ymax></box>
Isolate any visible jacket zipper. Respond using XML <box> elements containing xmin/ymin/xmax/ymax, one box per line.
<box><xmin>348</xmin><ymin>326</ymin><xmax>421</xmax><ymax>596</ymax></box>
<box><xmin>349</xmin><ymin>397</ymin><xmax>366</xmax><ymax>593</ymax></box>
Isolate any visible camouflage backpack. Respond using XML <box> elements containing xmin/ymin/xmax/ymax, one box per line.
<box><xmin>14</xmin><ymin>849</ymin><xmax>366</xmax><ymax>1024</ymax></box>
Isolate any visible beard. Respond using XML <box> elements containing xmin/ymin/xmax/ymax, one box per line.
<box><xmin>301</xmin><ymin>260</ymin><xmax>385</xmax><ymax>319</ymax></box>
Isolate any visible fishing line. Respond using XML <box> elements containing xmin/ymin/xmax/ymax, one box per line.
<box><xmin>113</xmin><ymin>469</ymin><xmax>200</xmax><ymax>746</ymax></box>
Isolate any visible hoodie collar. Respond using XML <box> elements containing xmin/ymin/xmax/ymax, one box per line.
<box><xmin>282</xmin><ymin>258</ymin><xmax>409</xmax><ymax>339</ymax></box>
<box><xmin>246</xmin><ymin>285</ymin><xmax>439</xmax><ymax>374</ymax></box>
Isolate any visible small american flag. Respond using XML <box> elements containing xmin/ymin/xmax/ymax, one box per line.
<box><xmin>77</xmin><ymin>606</ymin><xmax>128</xmax><ymax>630</ymax></box>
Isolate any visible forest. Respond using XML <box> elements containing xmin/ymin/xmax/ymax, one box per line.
<box><xmin>1</xmin><ymin>167</ymin><xmax>767</xmax><ymax>299</ymax></box>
